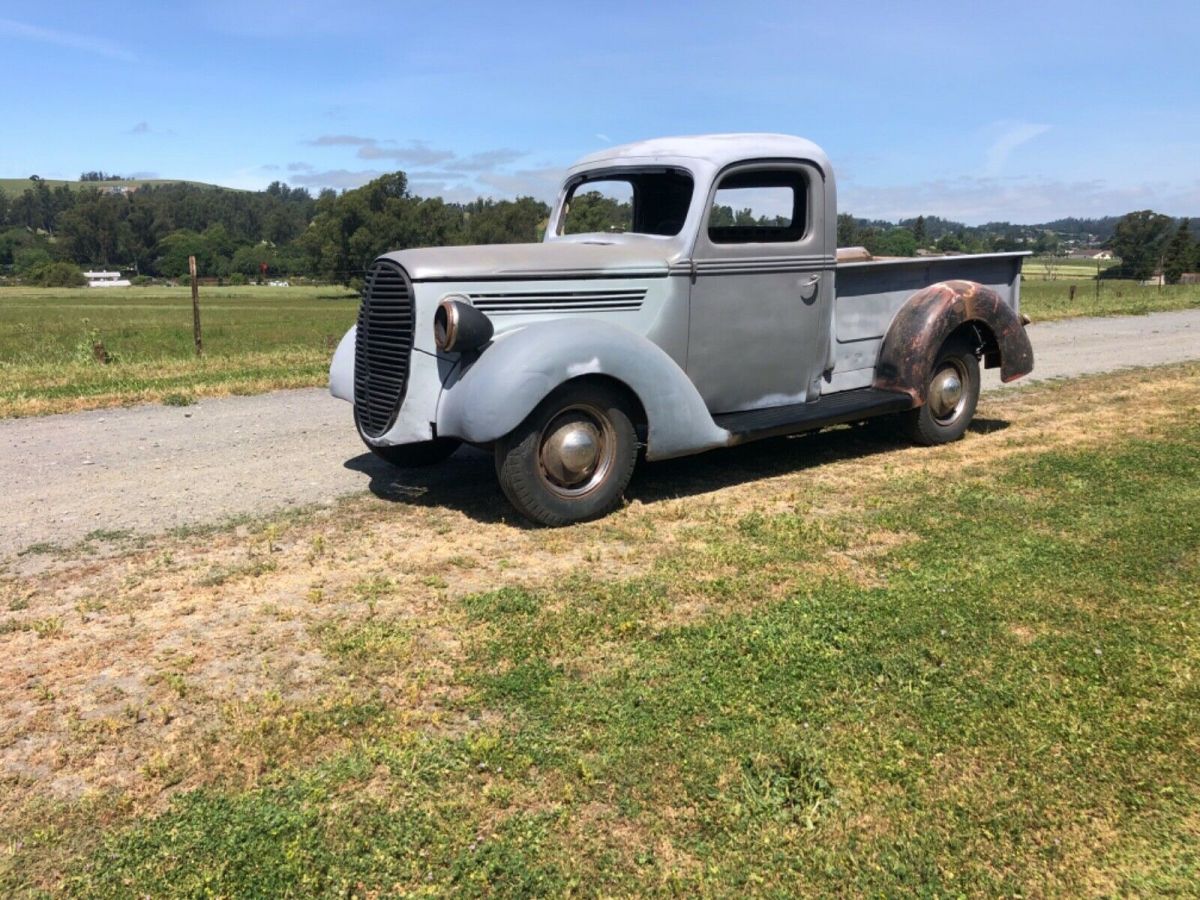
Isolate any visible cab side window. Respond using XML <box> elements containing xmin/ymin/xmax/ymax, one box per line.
<box><xmin>708</xmin><ymin>169</ymin><xmax>808</xmax><ymax>244</ymax></box>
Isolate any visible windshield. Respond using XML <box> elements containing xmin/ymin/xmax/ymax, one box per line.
<box><xmin>558</xmin><ymin>168</ymin><xmax>694</xmax><ymax>237</ymax></box>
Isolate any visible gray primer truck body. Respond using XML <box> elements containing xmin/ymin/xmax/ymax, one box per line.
<box><xmin>330</xmin><ymin>134</ymin><xmax>1033</xmax><ymax>509</ymax></box>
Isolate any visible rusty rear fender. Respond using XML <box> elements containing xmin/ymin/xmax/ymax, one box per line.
<box><xmin>873</xmin><ymin>280</ymin><xmax>1034</xmax><ymax>404</ymax></box>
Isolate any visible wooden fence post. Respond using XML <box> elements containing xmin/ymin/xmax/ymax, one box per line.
<box><xmin>189</xmin><ymin>255</ymin><xmax>203</xmax><ymax>356</ymax></box>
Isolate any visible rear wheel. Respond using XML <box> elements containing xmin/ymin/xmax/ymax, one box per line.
<box><xmin>495</xmin><ymin>381</ymin><xmax>638</xmax><ymax>526</ymax></box>
<box><xmin>901</xmin><ymin>334</ymin><xmax>980</xmax><ymax>445</ymax></box>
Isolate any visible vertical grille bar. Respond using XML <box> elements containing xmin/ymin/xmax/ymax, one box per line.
<box><xmin>354</xmin><ymin>259</ymin><xmax>414</xmax><ymax>438</ymax></box>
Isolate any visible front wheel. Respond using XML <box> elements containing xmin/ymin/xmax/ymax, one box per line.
<box><xmin>901</xmin><ymin>334</ymin><xmax>980</xmax><ymax>445</ymax></box>
<box><xmin>495</xmin><ymin>382</ymin><xmax>639</xmax><ymax>526</ymax></box>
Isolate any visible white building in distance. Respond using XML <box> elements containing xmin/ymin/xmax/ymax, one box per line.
<box><xmin>83</xmin><ymin>270</ymin><xmax>132</xmax><ymax>287</ymax></box>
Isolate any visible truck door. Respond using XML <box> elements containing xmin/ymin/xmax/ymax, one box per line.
<box><xmin>685</xmin><ymin>162</ymin><xmax>832</xmax><ymax>413</ymax></box>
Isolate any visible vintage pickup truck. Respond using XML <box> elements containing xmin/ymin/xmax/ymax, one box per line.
<box><xmin>330</xmin><ymin>134</ymin><xmax>1033</xmax><ymax>525</ymax></box>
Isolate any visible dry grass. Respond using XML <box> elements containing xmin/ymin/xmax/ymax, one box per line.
<box><xmin>1</xmin><ymin>362</ymin><xmax>1197</xmax><ymax>894</ymax></box>
<box><xmin>0</xmin><ymin>372</ymin><xmax>1182</xmax><ymax>807</ymax></box>
<box><xmin>1</xmin><ymin>364</ymin><xmax>1195</xmax><ymax>815</ymax></box>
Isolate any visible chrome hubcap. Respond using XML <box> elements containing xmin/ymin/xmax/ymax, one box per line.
<box><xmin>929</xmin><ymin>364</ymin><xmax>966</xmax><ymax>422</ymax></box>
<box><xmin>540</xmin><ymin>411</ymin><xmax>608</xmax><ymax>492</ymax></box>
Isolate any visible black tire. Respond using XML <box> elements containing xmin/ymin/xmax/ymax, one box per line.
<box><xmin>901</xmin><ymin>334</ymin><xmax>980</xmax><ymax>446</ymax></box>
<box><xmin>495</xmin><ymin>381</ymin><xmax>638</xmax><ymax>526</ymax></box>
<box><xmin>366</xmin><ymin>436</ymin><xmax>461</xmax><ymax>468</ymax></box>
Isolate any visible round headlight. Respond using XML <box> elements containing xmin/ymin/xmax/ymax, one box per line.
<box><xmin>434</xmin><ymin>296</ymin><xmax>493</xmax><ymax>353</ymax></box>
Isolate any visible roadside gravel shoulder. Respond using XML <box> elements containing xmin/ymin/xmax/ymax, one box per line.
<box><xmin>2</xmin><ymin>308</ymin><xmax>1198</xmax><ymax>556</ymax></box>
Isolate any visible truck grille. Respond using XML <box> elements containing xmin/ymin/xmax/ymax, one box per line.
<box><xmin>354</xmin><ymin>259</ymin><xmax>415</xmax><ymax>438</ymax></box>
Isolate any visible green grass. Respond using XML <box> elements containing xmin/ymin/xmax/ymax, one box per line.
<box><xmin>1020</xmin><ymin>278</ymin><xmax>1200</xmax><ymax>321</ymax></box>
<box><xmin>1025</xmin><ymin>255</ymin><xmax>1121</xmax><ymax>278</ymax></box>
<box><xmin>18</xmin><ymin>389</ymin><xmax>1196</xmax><ymax>895</ymax></box>
<box><xmin>0</xmin><ymin>284</ymin><xmax>357</xmax><ymax>416</ymax></box>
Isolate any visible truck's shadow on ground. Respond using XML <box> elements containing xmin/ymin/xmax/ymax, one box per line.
<box><xmin>344</xmin><ymin>417</ymin><xmax>1011</xmax><ymax>526</ymax></box>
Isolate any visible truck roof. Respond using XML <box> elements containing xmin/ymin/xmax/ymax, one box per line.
<box><xmin>569</xmin><ymin>133</ymin><xmax>833</xmax><ymax>176</ymax></box>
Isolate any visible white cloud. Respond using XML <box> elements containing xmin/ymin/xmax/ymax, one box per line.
<box><xmin>0</xmin><ymin>16</ymin><xmax>135</xmax><ymax>61</ymax></box>
<box><xmin>304</xmin><ymin>135</ymin><xmax>525</xmax><ymax>171</ymax></box>
<box><xmin>406</xmin><ymin>180</ymin><xmax>493</xmax><ymax>204</ymax></box>
<box><xmin>292</xmin><ymin>135</ymin><xmax>544</xmax><ymax>198</ymax></box>
<box><xmin>477</xmin><ymin>166</ymin><xmax>566</xmax><ymax>201</ymax></box>
<box><xmin>288</xmin><ymin>168</ymin><xmax>386</xmax><ymax>190</ymax></box>
<box><xmin>983</xmin><ymin>121</ymin><xmax>1051</xmax><ymax>176</ymax></box>
<box><xmin>305</xmin><ymin>134</ymin><xmax>375</xmax><ymax>147</ymax></box>
<box><xmin>356</xmin><ymin>141</ymin><xmax>456</xmax><ymax>166</ymax></box>
<box><xmin>456</xmin><ymin>148</ymin><xmax>526</xmax><ymax>171</ymax></box>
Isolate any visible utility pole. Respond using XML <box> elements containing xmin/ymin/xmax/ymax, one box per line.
<box><xmin>189</xmin><ymin>255</ymin><xmax>203</xmax><ymax>356</ymax></box>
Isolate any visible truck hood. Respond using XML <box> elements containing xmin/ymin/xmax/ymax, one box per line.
<box><xmin>381</xmin><ymin>236</ymin><xmax>681</xmax><ymax>282</ymax></box>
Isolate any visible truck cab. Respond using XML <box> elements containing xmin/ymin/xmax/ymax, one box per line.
<box><xmin>330</xmin><ymin>133</ymin><xmax>1033</xmax><ymax>525</ymax></box>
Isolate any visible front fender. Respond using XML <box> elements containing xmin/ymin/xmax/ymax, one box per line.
<box><xmin>436</xmin><ymin>319</ymin><xmax>729</xmax><ymax>460</ymax></box>
<box><xmin>874</xmin><ymin>280</ymin><xmax>1034</xmax><ymax>403</ymax></box>
<box><xmin>329</xmin><ymin>326</ymin><xmax>356</xmax><ymax>402</ymax></box>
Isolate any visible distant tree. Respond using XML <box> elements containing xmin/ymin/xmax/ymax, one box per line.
<box><xmin>463</xmin><ymin>197</ymin><xmax>549</xmax><ymax>244</ymax></box>
<box><xmin>10</xmin><ymin>184</ymin><xmax>52</xmax><ymax>231</ymax></box>
<box><xmin>562</xmin><ymin>191</ymin><xmax>631</xmax><ymax>234</ymax></box>
<box><xmin>231</xmin><ymin>242</ymin><xmax>276</xmax><ymax>277</ymax></box>
<box><xmin>0</xmin><ymin>190</ymin><xmax>8</xmax><ymax>228</ymax></box>
<box><xmin>936</xmin><ymin>233</ymin><xmax>965</xmax><ymax>253</ymax></box>
<box><xmin>1163</xmin><ymin>219</ymin><xmax>1195</xmax><ymax>284</ymax></box>
<box><xmin>202</xmin><ymin>222</ymin><xmax>236</xmax><ymax>274</ymax></box>
<box><xmin>155</xmin><ymin>229</ymin><xmax>209</xmax><ymax>277</ymax></box>
<box><xmin>836</xmin><ymin>212</ymin><xmax>858</xmax><ymax>246</ymax></box>
<box><xmin>13</xmin><ymin>245</ymin><xmax>53</xmax><ymax>274</ymax></box>
<box><xmin>912</xmin><ymin>215</ymin><xmax>926</xmax><ymax>245</ymax></box>
<box><xmin>58</xmin><ymin>190</ymin><xmax>130</xmax><ymax>266</ymax></box>
<box><xmin>1111</xmin><ymin>210</ymin><xmax>1173</xmax><ymax>280</ymax></box>
<box><xmin>709</xmin><ymin>204</ymin><xmax>735</xmax><ymax>229</ymax></box>
<box><xmin>25</xmin><ymin>260</ymin><xmax>86</xmax><ymax>287</ymax></box>
<box><xmin>865</xmin><ymin>228</ymin><xmax>917</xmax><ymax>258</ymax></box>
<box><xmin>1034</xmin><ymin>230</ymin><xmax>1060</xmax><ymax>255</ymax></box>
<box><xmin>299</xmin><ymin>172</ymin><xmax>467</xmax><ymax>282</ymax></box>
<box><xmin>0</xmin><ymin>229</ymin><xmax>17</xmax><ymax>266</ymax></box>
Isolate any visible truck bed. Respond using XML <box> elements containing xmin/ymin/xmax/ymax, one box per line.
<box><xmin>826</xmin><ymin>251</ymin><xmax>1028</xmax><ymax>393</ymax></box>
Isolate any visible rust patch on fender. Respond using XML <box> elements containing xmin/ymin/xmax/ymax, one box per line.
<box><xmin>873</xmin><ymin>280</ymin><xmax>1034</xmax><ymax>404</ymax></box>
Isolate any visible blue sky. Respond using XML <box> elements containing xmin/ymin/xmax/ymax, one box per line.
<box><xmin>2</xmin><ymin>0</ymin><xmax>1197</xmax><ymax>224</ymax></box>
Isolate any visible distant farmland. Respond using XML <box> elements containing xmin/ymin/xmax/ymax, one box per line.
<box><xmin>0</xmin><ymin>177</ymin><xmax>232</xmax><ymax>196</ymax></box>
<box><xmin>0</xmin><ymin>284</ymin><xmax>357</xmax><ymax>417</ymax></box>
<box><xmin>1</xmin><ymin>277</ymin><xmax>1197</xmax><ymax>418</ymax></box>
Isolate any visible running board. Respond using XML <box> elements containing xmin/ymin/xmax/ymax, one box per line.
<box><xmin>713</xmin><ymin>388</ymin><xmax>913</xmax><ymax>443</ymax></box>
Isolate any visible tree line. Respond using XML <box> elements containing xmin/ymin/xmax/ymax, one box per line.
<box><xmin>837</xmin><ymin>211</ymin><xmax>1198</xmax><ymax>282</ymax></box>
<box><xmin>0</xmin><ymin>173</ymin><xmax>549</xmax><ymax>287</ymax></box>
<box><xmin>1111</xmin><ymin>212</ymin><xmax>1197</xmax><ymax>283</ymax></box>
<box><xmin>1</xmin><ymin>170</ymin><xmax>1196</xmax><ymax>286</ymax></box>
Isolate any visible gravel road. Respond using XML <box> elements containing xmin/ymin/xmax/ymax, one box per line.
<box><xmin>3</xmin><ymin>309</ymin><xmax>1197</xmax><ymax>556</ymax></box>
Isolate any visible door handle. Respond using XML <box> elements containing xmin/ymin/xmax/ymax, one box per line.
<box><xmin>799</xmin><ymin>273</ymin><xmax>821</xmax><ymax>302</ymax></box>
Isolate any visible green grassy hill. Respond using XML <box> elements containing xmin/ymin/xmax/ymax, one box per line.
<box><xmin>0</xmin><ymin>177</ymin><xmax>234</xmax><ymax>196</ymax></box>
